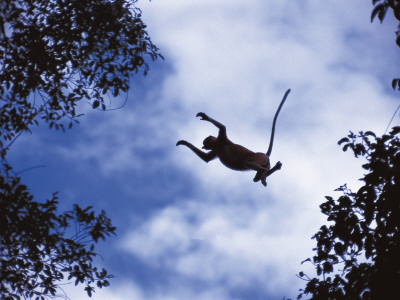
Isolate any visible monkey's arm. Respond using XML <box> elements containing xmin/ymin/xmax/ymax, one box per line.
<box><xmin>196</xmin><ymin>112</ymin><xmax>227</xmax><ymax>140</ymax></box>
<box><xmin>176</xmin><ymin>140</ymin><xmax>217</xmax><ymax>162</ymax></box>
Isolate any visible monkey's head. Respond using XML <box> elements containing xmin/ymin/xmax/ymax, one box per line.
<box><xmin>202</xmin><ymin>136</ymin><xmax>217</xmax><ymax>150</ymax></box>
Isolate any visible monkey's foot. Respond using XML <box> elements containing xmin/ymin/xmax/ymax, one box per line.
<box><xmin>275</xmin><ymin>161</ymin><xmax>282</xmax><ymax>170</ymax></box>
<box><xmin>261</xmin><ymin>178</ymin><xmax>268</xmax><ymax>187</ymax></box>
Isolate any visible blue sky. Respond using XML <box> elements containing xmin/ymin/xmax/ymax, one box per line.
<box><xmin>8</xmin><ymin>0</ymin><xmax>400</xmax><ymax>299</ymax></box>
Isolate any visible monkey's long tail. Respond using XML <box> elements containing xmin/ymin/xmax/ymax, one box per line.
<box><xmin>266</xmin><ymin>89</ymin><xmax>291</xmax><ymax>157</ymax></box>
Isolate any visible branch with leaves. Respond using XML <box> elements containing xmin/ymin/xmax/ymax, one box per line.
<box><xmin>298</xmin><ymin>127</ymin><xmax>400</xmax><ymax>299</ymax></box>
<box><xmin>0</xmin><ymin>0</ymin><xmax>163</xmax><ymax>154</ymax></box>
<box><xmin>0</xmin><ymin>172</ymin><xmax>116</xmax><ymax>298</ymax></box>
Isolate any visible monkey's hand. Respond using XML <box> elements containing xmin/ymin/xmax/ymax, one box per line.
<box><xmin>176</xmin><ymin>140</ymin><xmax>189</xmax><ymax>146</ymax></box>
<box><xmin>196</xmin><ymin>112</ymin><xmax>209</xmax><ymax>121</ymax></box>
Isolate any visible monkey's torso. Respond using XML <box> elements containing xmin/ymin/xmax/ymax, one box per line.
<box><xmin>213</xmin><ymin>139</ymin><xmax>269</xmax><ymax>171</ymax></box>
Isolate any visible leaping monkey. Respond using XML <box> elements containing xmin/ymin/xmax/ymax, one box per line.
<box><xmin>176</xmin><ymin>89</ymin><xmax>290</xmax><ymax>186</ymax></box>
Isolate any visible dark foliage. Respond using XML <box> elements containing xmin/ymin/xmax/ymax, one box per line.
<box><xmin>0</xmin><ymin>0</ymin><xmax>161</xmax><ymax>298</ymax></box>
<box><xmin>0</xmin><ymin>167</ymin><xmax>116</xmax><ymax>299</ymax></box>
<box><xmin>298</xmin><ymin>127</ymin><xmax>400</xmax><ymax>299</ymax></box>
<box><xmin>0</xmin><ymin>0</ymin><xmax>162</xmax><ymax>155</ymax></box>
<box><xmin>371</xmin><ymin>0</ymin><xmax>400</xmax><ymax>89</ymax></box>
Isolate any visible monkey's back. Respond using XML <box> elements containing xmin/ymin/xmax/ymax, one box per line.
<box><xmin>217</xmin><ymin>143</ymin><xmax>259</xmax><ymax>171</ymax></box>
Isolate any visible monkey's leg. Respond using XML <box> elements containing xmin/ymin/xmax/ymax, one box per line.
<box><xmin>253</xmin><ymin>170</ymin><xmax>264</xmax><ymax>182</ymax></box>
<box><xmin>260</xmin><ymin>161</ymin><xmax>282</xmax><ymax>186</ymax></box>
<box><xmin>244</xmin><ymin>161</ymin><xmax>270</xmax><ymax>186</ymax></box>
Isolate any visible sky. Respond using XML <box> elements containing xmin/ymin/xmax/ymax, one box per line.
<box><xmin>8</xmin><ymin>0</ymin><xmax>400</xmax><ymax>299</ymax></box>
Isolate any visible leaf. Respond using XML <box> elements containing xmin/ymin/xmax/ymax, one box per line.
<box><xmin>390</xmin><ymin>126</ymin><xmax>400</xmax><ymax>135</ymax></box>
<box><xmin>364</xmin><ymin>131</ymin><xmax>376</xmax><ymax>138</ymax></box>
<box><xmin>84</xmin><ymin>285</ymin><xmax>94</xmax><ymax>297</ymax></box>
<box><xmin>92</xmin><ymin>100</ymin><xmax>100</xmax><ymax>109</ymax></box>
<box><xmin>301</xmin><ymin>258</ymin><xmax>311</xmax><ymax>264</ymax></box>
<box><xmin>323</xmin><ymin>261</ymin><xmax>333</xmax><ymax>273</ymax></box>
<box><xmin>338</xmin><ymin>137</ymin><xmax>349</xmax><ymax>145</ymax></box>
<box><xmin>334</xmin><ymin>242</ymin><xmax>345</xmax><ymax>256</ymax></box>
<box><xmin>392</xmin><ymin>79</ymin><xmax>400</xmax><ymax>90</ymax></box>
<box><xmin>371</xmin><ymin>4</ymin><xmax>387</xmax><ymax>23</ymax></box>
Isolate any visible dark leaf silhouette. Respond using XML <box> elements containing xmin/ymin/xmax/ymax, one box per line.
<box><xmin>0</xmin><ymin>172</ymin><xmax>116</xmax><ymax>298</ymax></box>
<box><xmin>0</xmin><ymin>0</ymin><xmax>160</xmax><ymax>298</ymax></box>
<box><xmin>0</xmin><ymin>0</ymin><xmax>162</xmax><ymax>157</ymax></box>
<box><xmin>371</xmin><ymin>1</ymin><xmax>400</xmax><ymax>85</ymax></box>
<box><xmin>298</xmin><ymin>128</ymin><xmax>400</xmax><ymax>299</ymax></box>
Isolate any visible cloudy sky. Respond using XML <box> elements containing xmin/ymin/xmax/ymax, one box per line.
<box><xmin>9</xmin><ymin>0</ymin><xmax>400</xmax><ymax>299</ymax></box>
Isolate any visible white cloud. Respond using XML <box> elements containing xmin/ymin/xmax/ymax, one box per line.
<box><xmin>12</xmin><ymin>1</ymin><xmax>400</xmax><ymax>299</ymax></box>
<box><xmin>120</xmin><ymin>199</ymin><xmax>316</xmax><ymax>297</ymax></box>
<box><xmin>113</xmin><ymin>1</ymin><xmax>399</xmax><ymax>299</ymax></box>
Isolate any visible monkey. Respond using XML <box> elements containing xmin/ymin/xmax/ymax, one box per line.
<box><xmin>176</xmin><ymin>89</ymin><xmax>291</xmax><ymax>186</ymax></box>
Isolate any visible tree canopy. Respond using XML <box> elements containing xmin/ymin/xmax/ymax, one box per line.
<box><xmin>297</xmin><ymin>2</ymin><xmax>400</xmax><ymax>299</ymax></box>
<box><xmin>371</xmin><ymin>0</ymin><xmax>400</xmax><ymax>89</ymax></box>
<box><xmin>0</xmin><ymin>0</ymin><xmax>161</xmax><ymax>153</ymax></box>
<box><xmin>298</xmin><ymin>128</ymin><xmax>400</xmax><ymax>299</ymax></box>
<box><xmin>0</xmin><ymin>173</ymin><xmax>116</xmax><ymax>298</ymax></box>
<box><xmin>0</xmin><ymin>0</ymin><xmax>161</xmax><ymax>298</ymax></box>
